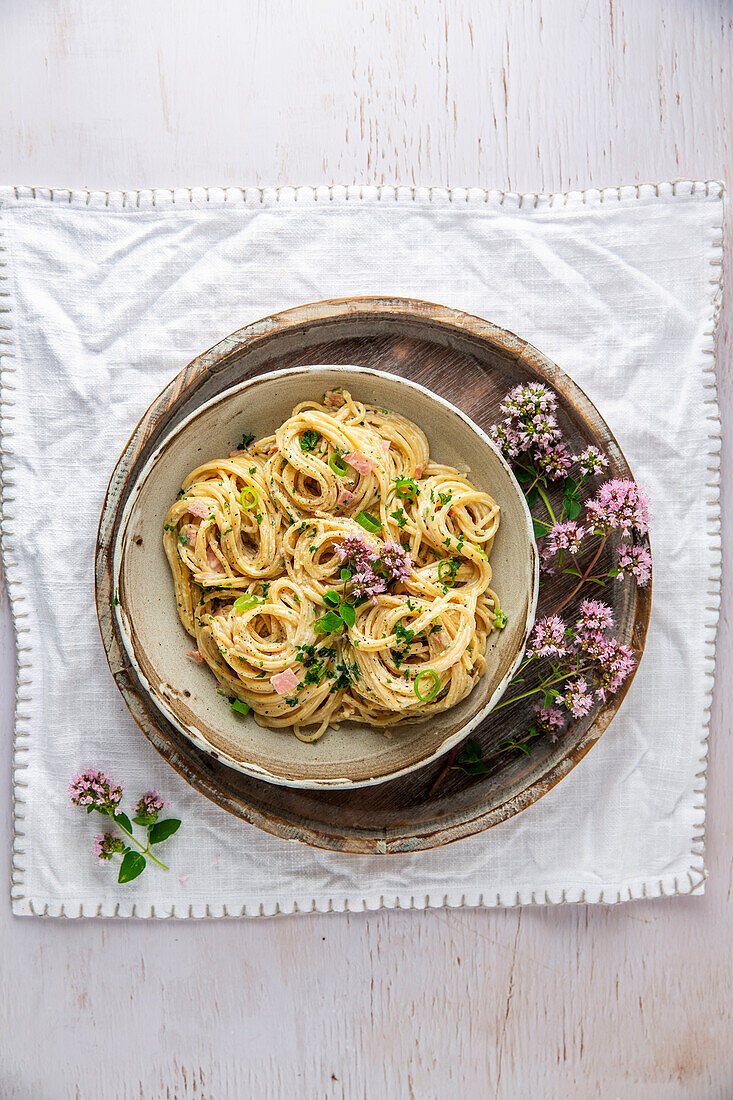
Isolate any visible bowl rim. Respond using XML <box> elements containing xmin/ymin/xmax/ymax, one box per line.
<box><xmin>111</xmin><ymin>363</ymin><xmax>539</xmax><ymax>789</ymax></box>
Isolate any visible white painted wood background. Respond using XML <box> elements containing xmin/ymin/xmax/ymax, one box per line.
<box><xmin>1</xmin><ymin>1</ymin><xmax>731</xmax><ymax>1096</ymax></box>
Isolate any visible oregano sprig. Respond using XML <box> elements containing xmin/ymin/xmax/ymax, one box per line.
<box><xmin>69</xmin><ymin>771</ymin><xmax>181</xmax><ymax>884</ymax></box>
<box><xmin>433</xmin><ymin>381</ymin><xmax>652</xmax><ymax>788</ymax></box>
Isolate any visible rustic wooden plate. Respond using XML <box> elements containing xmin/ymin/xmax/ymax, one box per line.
<box><xmin>96</xmin><ymin>297</ymin><xmax>652</xmax><ymax>853</ymax></box>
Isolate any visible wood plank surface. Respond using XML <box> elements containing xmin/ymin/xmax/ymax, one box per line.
<box><xmin>0</xmin><ymin>1</ymin><xmax>731</xmax><ymax>1097</ymax></box>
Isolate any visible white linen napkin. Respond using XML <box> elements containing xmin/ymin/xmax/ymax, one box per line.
<box><xmin>1</xmin><ymin>182</ymin><xmax>722</xmax><ymax>918</ymax></box>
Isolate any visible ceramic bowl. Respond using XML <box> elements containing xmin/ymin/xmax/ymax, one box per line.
<box><xmin>112</xmin><ymin>365</ymin><xmax>538</xmax><ymax>789</ymax></box>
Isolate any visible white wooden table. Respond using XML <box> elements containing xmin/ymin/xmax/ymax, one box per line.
<box><xmin>1</xmin><ymin>3</ymin><xmax>731</xmax><ymax>1096</ymax></box>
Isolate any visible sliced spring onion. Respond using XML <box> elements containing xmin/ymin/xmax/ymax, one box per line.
<box><xmin>234</xmin><ymin>595</ymin><xmax>259</xmax><ymax>613</ymax></box>
<box><xmin>240</xmin><ymin>486</ymin><xmax>259</xmax><ymax>510</ymax></box>
<box><xmin>329</xmin><ymin>453</ymin><xmax>349</xmax><ymax>476</ymax></box>
<box><xmin>355</xmin><ymin>511</ymin><xmax>381</xmax><ymax>533</ymax></box>
<box><xmin>231</xmin><ymin>699</ymin><xmax>251</xmax><ymax>716</ymax></box>
<box><xmin>414</xmin><ymin>669</ymin><xmax>440</xmax><ymax>702</ymax></box>
<box><xmin>395</xmin><ymin>477</ymin><xmax>418</xmax><ymax>501</ymax></box>
<box><xmin>494</xmin><ymin>609</ymin><xmax>508</xmax><ymax>629</ymax></box>
<box><xmin>437</xmin><ymin>559</ymin><xmax>458</xmax><ymax>586</ymax></box>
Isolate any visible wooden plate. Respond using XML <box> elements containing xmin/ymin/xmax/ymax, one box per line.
<box><xmin>96</xmin><ymin>297</ymin><xmax>652</xmax><ymax>853</ymax></box>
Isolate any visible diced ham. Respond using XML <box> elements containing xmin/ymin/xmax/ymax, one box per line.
<box><xmin>270</xmin><ymin>668</ymin><xmax>299</xmax><ymax>695</ymax></box>
<box><xmin>187</xmin><ymin>499</ymin><xmax>210</xmax><ymax>519</ymax></box>
<box><xmin>379</xmin><ymin>439</ymin><xmax>391</xmax><ymax>455</ymax></box>
<box><xmin>337</xmin><ymin>488</ymin><xmax>356</xmax><ymax>506</ymax></box>
<box><xmin>182</xmin><ymin>524</ymin><xmax>198</xmax><ymax>546</ymax></box>
<box><xmin>343</xmin><ymin>451</ymin><xmax>378</xmax><ymax>475</ymax></box>
<box><xmin>229</xmin><ymin>449</ymin><xmax>244</xmax><ymax>458</ymax></box>
<box><xmin>324</xmin><ymin>391</ymin><xmax>346</xmax><ymax>408</ymax></box>
<box><xmin>414</xmin><ymin>465</ymin><xmax>423</xmax><ymax>478</ymax></box>
<box><xmin>206</xmin><ymin>548</ymin><xmax>225</xmax><ymax>573</ymax></box>
<box><xmin>187</xmin><ymin>649</ymin><xmax>205</xmax><ymax>664</ymax></box>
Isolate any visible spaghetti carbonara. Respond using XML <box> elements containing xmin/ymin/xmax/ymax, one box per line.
<box><xmin>163</xmin><ymin>389</ymin><xmax>504</xmax><ymax>742</ymax></box>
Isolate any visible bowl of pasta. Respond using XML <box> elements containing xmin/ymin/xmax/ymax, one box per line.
<box><xmin>109</xmin><ymin>364</ymin><xmax>538</xmax><ymax>789</ymax></box>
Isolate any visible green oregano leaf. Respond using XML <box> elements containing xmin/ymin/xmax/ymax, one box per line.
<box><xmin>339</xmin><ymin>602</ymin><xmax>356</xmax><ymax>628</ymax></box>
<box><xmin>118</xmin><ymin>851</ymin><xmax>146</xmax><ymax>884</ymax></box>
<box><xmin>113</xmin><ymin>811</ymin><xmax>133</xmax><ymax>834</ymax></box>
<box><xmin>148</xmin><ymin>818</ymin><xmax>182</xmax><ymax>845</ymax></box>
<box><xmin>314</xmin><ymin>611</ymin><xmax>344</xmax><ymax>633</ymax></box>
<box><xmin>564</xmin><ymin>497</ymin><xmax>582</xmax><ymax>520</ymax></box>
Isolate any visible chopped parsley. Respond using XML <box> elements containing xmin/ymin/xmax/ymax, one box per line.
<box><xmin>331</xmin><ymin>661</ymin><xmax>360</xmax><ymax>691</ymax></box>
<box><xmin>296</xmin><ymin>643</ymin><xmax>338</xmax><ymax>686</ymax></box>
<box><xmin>391</xmin><ymin>620</ymin><xmax>415</xmax><ymax>666</ymax></box>
<box><xmin>390</xmin><ymin>507</ymin><xmax>407</xmax><ymax>528</ymax></box>
<box><xmin>300</xmin><ymin>430</ymin><xmax>322</xmax><ymax>453</ymax></box>
<box><xmin>239</xmin><ymin>431</ymin><xmax>255</xmax><ymax>450</ymax></box>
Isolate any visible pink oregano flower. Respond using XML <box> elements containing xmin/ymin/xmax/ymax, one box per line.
<box><xmin>523</xmin><ymin>598</ymin><xmax>635</xmax><ymax>722</ymax></box>
<box><xmin>335</xmin><ymin>534</ymin><xmax>411</xmax><ymax>600</ymax></box>
<box><xmin>526</xmin><ymin>615</ymin><xmax>568</xmax><ymax>658</ymax></box>
<box><xmin>585</xmin><ymin>479</ymin><xmax>649</xmax><ymax>535</ymax></box>
<box><xmin>576</xmin><ymin>599</ymin><xmax>614</xmax><ymax>639</ymax></box>
<box><xmin>544</xmin><ymin>521</ymin><xmax>586</xmax><ymax>555</ymax></box>
<box><xmin>94</xmin><ymin>833</ymin><xmax>126</xmax><ymax>864</ymax></box>
<box><xmin>616</xmin><ymin>543</ymin><xmax>652</xmax><ymax>587</ymax></box>
<box><xmin>489</xmin><ymin>382</ymin><xmax>570</xmax><ymax>480</ymax></box>
<box><xmin>68</xmin><ymin>769</ymin><xmax>123</xmax><ymax>814</ymax></box>
<box><xmin>563</xmin><ymin>676</ymin><xmax>594</xmax><ymax>718</ymax></box>
<box><xmin>533</xmin><ymin>704</ymin><xmax>565</xmax><ymax>743</ymax></box>
<box><xmin>574</xmin><ymin>446</ymin><xmax>609</xmax><ymax>476</ymax></box>
<box><xmin>133</xmin><ymin>790</ymin><xmax>169</xmax><ymax>825</ymax></box>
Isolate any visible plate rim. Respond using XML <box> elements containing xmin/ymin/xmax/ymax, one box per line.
<box><xmin>95</xmin><ymin>296</ymin><xmax>652</xmax><ymax>853</ymax></box>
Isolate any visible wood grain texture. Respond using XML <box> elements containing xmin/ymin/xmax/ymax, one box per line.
<box><xmin>0</xmin><ymin>1</ymin><xmax>731</xmax><ymax>1097</ymax></box>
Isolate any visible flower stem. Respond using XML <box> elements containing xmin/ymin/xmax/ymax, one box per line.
<box><xmin>550</xmin><ymin>534</ymin><xmax>609</xmax><ymax>617</ymax></box>
<box><xmin>428</xmin><ymin>744</ymin><xmax>463</xmax><ymax>795</ymax></box>
<box><xmin>110</xmin><ymin>812</ymin><xmax>168</xmax><ymax>870</ymax></box>
<box><xmin>535</xmin><ymin>484</ymin><xmax>557</xmax><ymax>525</ymax></box>
<box><xmin>494</xmin><ymin>665</ymin><xmax>595</xmax><ymax>711</ymax></box>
